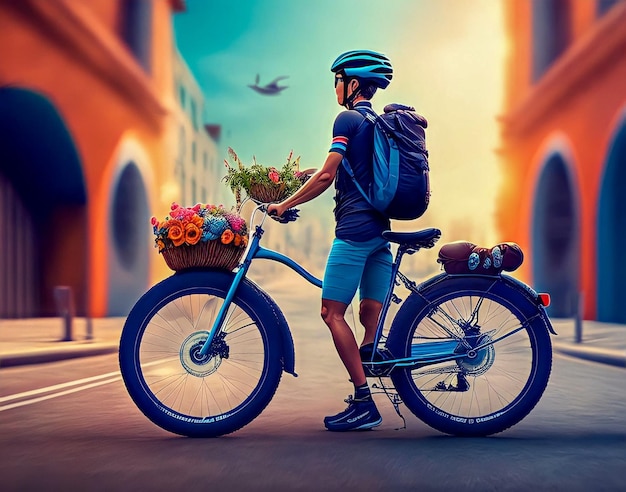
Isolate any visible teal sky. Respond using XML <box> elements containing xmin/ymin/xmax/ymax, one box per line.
<box><xmin>173</xmin><ymin>0</ymin><xmax>506</xmax><ymax>242</ymax></box>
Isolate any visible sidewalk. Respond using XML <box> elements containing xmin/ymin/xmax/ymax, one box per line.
<box><xmin>0</xmin><ymin>317</ymin><xmax>124</xmax><ymax>368</ymax></box>
<box><xmin>550</xmin><ymin>318</ymin><xmax>626</xmax><ymax>368</ymax></box>
<box><xmin>0</xmin><ymin>315</ymin><xmax>624</xmax><ymax>369</ymax></box>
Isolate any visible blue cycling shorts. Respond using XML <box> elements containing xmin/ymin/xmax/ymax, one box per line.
<box><xmin>322</xmin><ymin>236</ymin><xmax>393</xmax><ymax>305</ymax></box>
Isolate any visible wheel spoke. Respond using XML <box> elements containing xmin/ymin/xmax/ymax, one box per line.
<box><xmin>406</xmin><ymin>296</ymin><xmax>534</xmax><ymax>418</ymax></box>
<box><xmin>138</xmin><ymin>292</ymin><xmax>266</xmax><ymax>419</ymax></box>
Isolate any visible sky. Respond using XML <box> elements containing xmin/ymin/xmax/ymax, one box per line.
<box><xmin>173</xmin><ymin>0</ymin><xmax>507</xmax><ymax>244</ymax></box>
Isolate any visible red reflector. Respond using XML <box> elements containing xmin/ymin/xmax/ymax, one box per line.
<box><xmin>538</xmin><ymin>293</ymin><xmax>551</xmax><ymax>307</ymax></box>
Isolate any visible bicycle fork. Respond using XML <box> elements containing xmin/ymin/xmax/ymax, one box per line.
<box><xmin>197</xmin><ymin>226</ymin><xmax>263</xmax><ymax>357</ymax></box>
<box><xmin>198</xmin><ymin>222</ymin><xmax>323</xmax><ymax>358</ymax></box>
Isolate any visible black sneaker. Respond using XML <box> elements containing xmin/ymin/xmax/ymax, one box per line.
<box><xmin>324</xmin><ymin>396</ymin><xmax>382</xmax><ymax>432</ymax></box>
<box><xmin>360</xmin><ymin>344</ymin><xmax>394</xmax><ymax>377</ymax></box>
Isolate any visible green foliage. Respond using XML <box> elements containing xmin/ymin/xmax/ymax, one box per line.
<box><xmin>223</xmin><ymin>147</ymin><xmax>309</xmax><ymax>207</ymax></box>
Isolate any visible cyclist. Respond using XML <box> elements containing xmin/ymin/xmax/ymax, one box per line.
<box><xmin>268</xmin><ymin>50</ymin><xmax>393</xmax><ymax>432</ymax></box>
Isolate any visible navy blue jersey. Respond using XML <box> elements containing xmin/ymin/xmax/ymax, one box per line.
<box><xmin>329</xmin><ymin>101</ymin><xmax>390</xmax><ymax>241</ymax></box>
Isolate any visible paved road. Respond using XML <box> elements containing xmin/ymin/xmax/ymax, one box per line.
<box><xmin>1</xmin><ymin>277</ymin><xmax>625</xmax><ymax>491</ymax></box>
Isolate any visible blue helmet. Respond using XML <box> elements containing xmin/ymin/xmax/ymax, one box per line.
<box><xmin>330</xmin><ymin>50</ymin><xmax>393</xmax><ymax>89</ymax></box>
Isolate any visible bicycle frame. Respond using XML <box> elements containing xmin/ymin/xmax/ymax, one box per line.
<box><xmin>199</xmin><ymin>204</ymin><xmax>403</xmax><ymax>357</ymax></box>
<box><xmin>198</xmin><ymin>204</ymin><xmax>506</xmax><ymax>371</ymax></box>
<box><xmin>199</xmin><ymin>205</ymin><xmax>322</xmax><ymax>356</ymax></box>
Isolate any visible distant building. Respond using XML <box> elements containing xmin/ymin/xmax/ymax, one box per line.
<box><xmin>171</xmin><ymin>49</ymin><xmax>225</xmax><ymax>209</ymax></box>
<box><xmin>498</xmin><ymin>1</ymin><xmax>626</xmax><ymax>322</ymax></box>
<box><xmin>0</xmin><ymin>0</ymin><xmax>186</xmax><ymax>317</ymax></box>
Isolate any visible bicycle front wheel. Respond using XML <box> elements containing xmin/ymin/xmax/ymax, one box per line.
<box><xmin>387</xmin><ymin>275</ymin><xmax>552</xmax><ymax>437</ymax></box>
<box><xmin>119</xmin><ymin>270</ymin><xmax>283</xmax><ymax>437</ymax></box>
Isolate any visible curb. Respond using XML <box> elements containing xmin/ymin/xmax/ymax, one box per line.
<box><xmin>552</xmin><ymin>342</ymin><xmax>626</xmax><ymax>368</ymax></box>
<box><xmin>0</xmin><ymin>343</ymin><xmax>119</xmax><ymax>368</ymax></box>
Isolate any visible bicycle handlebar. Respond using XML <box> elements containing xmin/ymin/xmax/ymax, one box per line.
<box><xmin>259</xmin><ymin>203</ymin><xmax>300</xmax><ymax>224</ymax></box>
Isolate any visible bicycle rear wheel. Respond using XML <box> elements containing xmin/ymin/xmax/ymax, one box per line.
<box><xmin>119</xmin><ymin>270</ymin><xmax>283</xmax><ymax>437</ymax></box>
<box><xmin>387</xmin><ymin>275</ymin><xmax>552</xmax><ymax>437</ymax></box>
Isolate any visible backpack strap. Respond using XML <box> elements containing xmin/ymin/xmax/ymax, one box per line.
<box><xmin>339</xmin><ymin>106</ymin><xmax>379</xmax><ymax>210</ymax></box>
<box><xmin>354</xmin><ymin>105</ymin><xmax>378</xmax><ymax>125</ymax></box>
<box><xmin>341</xmin><ymin>158</ymin><xmax>376</xmax><ymax>209</ymax></box>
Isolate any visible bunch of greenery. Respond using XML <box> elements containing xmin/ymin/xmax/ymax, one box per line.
<box><xmin>223</xmin><ymin>147</ymin><xmax>311</xmax><ymax>209</ymax></box>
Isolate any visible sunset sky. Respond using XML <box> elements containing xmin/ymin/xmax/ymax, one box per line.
<box><xmin>174</xmin><ymin>0</ymin><xmax>507</xmax><ymax>244</ymax></box>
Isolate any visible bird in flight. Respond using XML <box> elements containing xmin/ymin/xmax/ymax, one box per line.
<box><xmin>248</xmin><ymin>74</ymin><xmax>289</xmax><ymax>95</ymax></box>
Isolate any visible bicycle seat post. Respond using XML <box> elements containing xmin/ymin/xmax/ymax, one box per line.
<box><xmin>370</xmin><ymin>243</ymin><xmax>411</xmax><ymax>351</ymax></box>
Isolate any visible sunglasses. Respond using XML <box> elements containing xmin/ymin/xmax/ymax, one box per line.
<box><xmin>334</xmin><ymin>76</ymin><xmax>344</xmax><ymax>87</ymax></box>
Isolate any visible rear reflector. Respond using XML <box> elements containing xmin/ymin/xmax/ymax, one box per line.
<box><xmin>538</xmin><ymin>293</ymin><xmax>551</xmax><ymax>307</ymax></box>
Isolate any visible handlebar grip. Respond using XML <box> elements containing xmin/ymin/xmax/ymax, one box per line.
<box><xmin>269</xmin><ymin>208</ymin><xmax>300</xmax><ymax>224</ymax></box>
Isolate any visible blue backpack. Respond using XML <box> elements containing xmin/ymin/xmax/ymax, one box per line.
<box><xmin>341</xmin><ymin>103</ymin><xmax>430</xmax><ymax>220</ymax></box>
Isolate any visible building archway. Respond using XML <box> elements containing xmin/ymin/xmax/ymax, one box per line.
<box><xmin>107</xmin><ymin>160</ymin><xmax>150</xmax><ymax>316</ymax></box>
<box><xmin>0</xmin><ymin>87</ymin><xmax>86</xmax><ymax>317</ymax></box>
<box><xmin>597</xmin><ymin>121</ymin><xmax>626</xmax><ymax>323</ymax></box>
<box><xmin>532</xmin><ymin>153</ymin><xmax>580</xmax><ymax>317</ymax></box>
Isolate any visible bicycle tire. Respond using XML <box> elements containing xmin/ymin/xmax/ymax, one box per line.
<box><xmin>119</xmin><ymin>270</ymin><xmax>283</xmax><ymax>437</ymax></box>
<box><xmin>387</xmin><ymin>274</ymin><xmax>552</xmax><ymax>437</ymax></box>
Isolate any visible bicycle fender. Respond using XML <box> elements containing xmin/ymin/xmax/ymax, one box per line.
<box><xmin>245</xmin><ymin>279</ymin><xmax>297</xmax><ymax>377</ymax></box>
<box><xmin>404</xmin><ymin>273</ymin><xmax>555</xmax><ymax>335</ymax></box>
<box><xmin>169</xmin><ymin>270</ymin><xmax>297</xmax><ymax>376</ymax></box>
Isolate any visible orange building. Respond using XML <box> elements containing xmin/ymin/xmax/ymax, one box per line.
<box><xmin>0</xmin><ymin>0</ymin><xmax>186</xmax><ymax>318</ymax></box>
<box><xmin>498</xmin><ymin>0</ymin><xmax>626</xmax><ymax>322</ymax></box>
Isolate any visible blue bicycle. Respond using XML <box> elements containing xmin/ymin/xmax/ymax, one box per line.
<box><xmin>119</xmin><ymin>203</ymin><xmax>555</xmax><ymax>437</ymax></box>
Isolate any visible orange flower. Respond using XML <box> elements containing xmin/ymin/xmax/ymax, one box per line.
<box><xmin>234</xmin><ymin>234</ymin><xmax>241</xmax><ymax>247</ymax></box>
<box><xmin>156</xmin><ymin>239</ymin><xmax>165</xmax><ymax>251</ymax></box>
<box><xmin>167</xmin><ymin>219</ymin><xmax>185</xmax><ymax>247</ymax></box>
<box><xmin>242</xmin><ymin>236</ymin><xmax>248</xmax><ymax>247</ymax></box>
<box><xmin>191</xmin><ymin>214</ymin><xmax>204</xmax><ymax>229</ymax></box>
<box><xmin>221</xmin><ymin>229</ymin><xmax>234</xmax><ymax>245</ymax></box>
<box><xmin>185</xmin><ymin>223</ymin><xmax>201</xmax><ymax>245</ymax></box>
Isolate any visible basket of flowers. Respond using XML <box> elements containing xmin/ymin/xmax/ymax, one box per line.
<box><xmin>223</xmin><ymin>147</ymin><xmax>313</xmax><ymax>209</ymax></box>
<box><xmin>152</xmin><ymin>203</ymin><xmax>248</xmax><ymax>271</ymax></box>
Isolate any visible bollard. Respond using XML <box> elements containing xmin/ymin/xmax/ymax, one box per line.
<box><xmin>574</xmin><ymin>291</ymin><xmax>584</xmax><ymax>344</ymax></box>
<box><xmin>53</xmin><ymin>286</ymin><xmax>75</xmax><ymax>342</ymax></box>
<box><xmin>86</xmin><ymin>317</ymin><xmax>93</xmax><ymax>340</ymax></box>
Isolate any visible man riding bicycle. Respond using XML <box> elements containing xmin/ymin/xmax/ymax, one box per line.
<box><xmin>268</xmin><ymin>50</ymin><xmax>394</xmax><ymax>432</ymax></box>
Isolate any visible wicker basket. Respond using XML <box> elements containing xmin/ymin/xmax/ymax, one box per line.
<box><xmin>161</xmin><ymin>240</ymin><xmax>245</xmax><ymax>271</ymax></box>
<box><xmin>248</xmin><ymin>182</ymin><xmax>287</xmax><ymax>203</ymax></box>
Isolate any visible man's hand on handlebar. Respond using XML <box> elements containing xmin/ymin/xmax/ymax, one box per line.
<box><xmin>266</xmin><ymin>203</ymin><xmax>299</xmax><ymax>223</ymax></box>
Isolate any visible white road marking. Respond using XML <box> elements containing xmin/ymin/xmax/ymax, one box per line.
<box><xmin>0</xmin><ymin>370</ymin><xmax>122</xmax><ymax>404</ymax></box>
<box><xmin>0</xmin><ymin>377</ymin><xmax>121</xmax><ymax>412</ymax></box>
<box><xmin>0</xmin><ymin>358</ymin><xmax>175</xmax><ymax>411</ymax></box>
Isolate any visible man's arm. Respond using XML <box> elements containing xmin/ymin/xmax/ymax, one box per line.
<box><xmin>268</xmin><ymin>152</ymin><xmax>342</xmax><ymax>216</ymax></box>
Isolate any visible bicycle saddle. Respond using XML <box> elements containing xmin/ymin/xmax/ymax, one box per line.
<box><xmin>382</xmin><ymin>228</ymin><xmax>441</xmax><ymax>249</ymax></box>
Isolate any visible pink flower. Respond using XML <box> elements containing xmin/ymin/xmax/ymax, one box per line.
<box><xmin>151</xmin><ymin>216</ymin><xmax>158</xmax><ymax>226</ymax></box>
<box><xmin>269</xmin><ymin>170</ymin><xmax>280</xmax><ymax>183</ymax></box>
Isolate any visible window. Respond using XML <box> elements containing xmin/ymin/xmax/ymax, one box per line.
<box><xmin>597</xmin><ymin>0</ymin><xmax>621</xmax><ymax>16</ymax></box>
<box><xmin>178</xmin><ymin>125</ymin><xmax>186</xmax><ymax>161</ymax></box>
<box><xmin>531</xmin><ymin>0</ymin><xmax>571</xmax><ymax>82</ymax></box>
<box><xmin>190</xmin><ymin>99</ymin><xmax>198</xmax><ymax>130</ymax></box>
<box><xmin>119</xmin><ymin>0</ymin><xmax>153</xmax><ymax>73</ymax></box>
<box><xmin>179</xmin><ymin>85</ymin><xmax>186</xmax><ymax>110</ymax></box>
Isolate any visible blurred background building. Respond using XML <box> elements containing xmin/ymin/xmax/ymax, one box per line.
<box><xmin>0</xmin><ymin>0</ymin><xmax>217</xmax><ymax>318</ymax></box>
<box><xmin>4</xmin><ymin>0</ymin><xmax>626</xmax><ymax>325</ymax></box>
<box><xmin>498</xmin><ymin>0</ymin><xmax>626</xmax><ymax>322</ymax></box>
<box><xmin>172</xmin><ymin>48</ymin><xmax>226</xmax><ymax>208</ymax></box>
